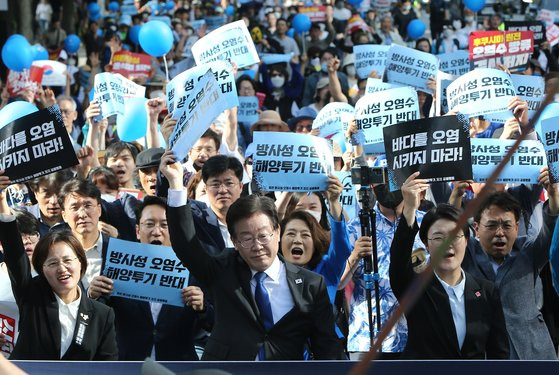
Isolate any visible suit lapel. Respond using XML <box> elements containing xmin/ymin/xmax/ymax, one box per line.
<box><xmin>234</xmin><ymin>255</ymin><xmax>260</xmax><ymax>325</ymax></box>
<box><xmin>62</xmin><ymin>294</ymin><xmax>94</xmax><ymax>359</ymax></box>
<box><xmin>45</xmin><ymin>296</ymin><xmax>62</xmax><ymax>356</ymax></box>
<box><xmin>462</xmin><ymin>273</ymin><xmax>482</xmax><ymax>355</ymax></box>
<box><xmin>426</xmin><ymin>278</ymin><xmax>461</xmax><ymax>355</ymax></box>
<box><xmin>283</xmin><ymin>261</ymin><xmax>304</xmax><ymax>312</ymax></box>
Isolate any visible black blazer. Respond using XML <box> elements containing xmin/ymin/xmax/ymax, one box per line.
<box><xmin>107</xmin><ymin>296</ymin><xmax>199</xmax><ymax>361</ymax></box>
<box><xmin>167</xmin><ymin>203</ymin><xmax>344</xmax><ymax>360</ymax></box>
<box><xmin>389</xmin><ymin>216</ymin><xmax>509</xmax><ymax>359</ymax></box>
<box><xmin>0</xmin><ymin>217</ymin><xmax>118</xmax><ymax>360</ymax></box>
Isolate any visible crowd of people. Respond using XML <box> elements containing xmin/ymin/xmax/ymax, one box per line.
<box><xmin>0</xmin><ymin>0</ymin><xmax>558</xmax><ymax>364</ymax></box>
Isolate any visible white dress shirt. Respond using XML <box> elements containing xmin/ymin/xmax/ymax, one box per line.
<box><xmin>82</xmin><ymin>233</ymin><xmax>103</xmax><ymax>290</ymax></box>
<box><xmin>434</xmin><ymin>269</ymin><xmax>466</xmax><ymax>349</ymax></box>
<box><xmin>54</xmin><ymin>287</ymin><xmax>82</xmax><ymax>358</ymax></box>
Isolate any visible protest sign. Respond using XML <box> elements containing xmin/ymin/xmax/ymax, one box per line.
<box><xmin>191</xmin><ymin>20</ymin><xmax>260</xmax><ymax>68</ymax></box>
<box><xmin>355</xmin><ymin>86</ymin><xmax>420</xmax><ymax>153</ymax></box>
<box><xmin>471</xmin><ymin>138</ymin><xmax>545</xmax><ymax>184</ymax></box>
<box><xmin>166</xmin><ymin>60</ymin><xmax>237</xmax><ymax>116</ymax></box>
<box><xmin>333</xmin><ymin>171</ymin><xmax>358</xmax><ymax>222</ymax></box>
<box><xmin>168</xmin><ymin>70</ymin><xmax>230</xmax><ymax>161</ymax></box>
<box><xmin>299</xmin><ymin>5</ymin><xmax>327</xmax><ymax>22</ymax></box>
<box><xmin>111</xmin><ymin>51</ymin><xmax>152</xmax><ymax>79</ymax></box>
<box><xmin>103</xmin><ymin>238</ymin><xmax>189</xmax><ymax>307</ymax></box>
<box><xmin>436</xmin><ymin>71</ymin><xmax>456</xmax><ymax>116</ymax></box>
<box><xmin>260</xmin><ymin>53</ymin><xmax>293</xmax><ymax>65</ymax></box>
<box><xmin>237</xmin><ymin>96</ymin><xmax>259</xmax><ymax>126</ymax></box>
<box><xmin>313</xmin><ymin>102</ymin><xmax>354</xmax><ymax>138</ymax></box>
<box><xmin>537</xmin><ymin>9</ymin><xmax>555</xmax><ymax>26</ymax></box>
<box><xmin>204</xmin><ymin>15</ymin><xmax>227</xmax><ymax>31</ymax></box>
<box><xmin>6</xmin><ymin>67</ymin><xmax>43</xmax><ymax>96</ymax></box>
<box><xmin>469</xmin><ymin>30</ymin><xmax>534</xmax><ymax>72</ymax></box>
<box><xmin>488</xmin><ymin>74</ymin><xmax>544</xmax><ymax>123</ymax></box>
<box><xmin>386</xmin><ymin>44</ymin><xmax>439</xmax><ymax>92</ymax></box>
<box><xmin>383</xmin><ymin>115</ymin><xmax>472</xmax><ymax>190</ymax></box>
<box><xmin>0</xmin><ymin>106</ymin><xmax>79</xmax><ymax>183</ymax></box>
<box><xmin>252</xmin><ymin>132</ymin><xmax>334</xmax><ymax>192</ymax></box>
<box><xmin>0</xmin><ymin>271</ymin><xmax>18</xmax><ymax>357</ymax></box>
<box><xmin>93</xmin><ymin>73</ymin><xmax>146</xmax><ymax>118</ymax></box>
<box><xmin>541</xmin><ymin>116</ymin><xmax>559</xmax><ymax>183</ymax></box>
<box><xmin>365</xmin><ymin>78</ymin><xmax>400</xmax><ymax>95</ymax></box>
<box><xmin>353</xmin><ymin>44</ymin><xmax>390</xmax><ymax>79</ymax></box>
<box><xmin>437</xmin><ymin>50</ymin><xmax>470</xmax><ymax>76</ymax></box>
<box><xmin>149</xmin><ymin>15</ymin><xmax>172</xmax><ymax>26</ymax></box>
<box><xmin>31</xmin><ymin>60</ymin><xmax>67</xmax><ymax>86</ymax></box>
<box><xmin>505</xmin><ymin>21</ymin><xmax>547</xmax><ymax>45</ymax></box>
<box><xmin>547</xmin><ymin>24</ymin><xmax>559</xmax><ymax>47</ymax></box>
<box><xmin>446</xmin><ymin>68</ymin><xmax>515</xmax><ymax>118</ymax></box>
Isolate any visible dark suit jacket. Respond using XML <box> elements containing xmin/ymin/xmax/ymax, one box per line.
<box><xmin>167</xmin><ymin>203</ymin><xmax>344</xmax><ymax>360</ymax></box>
<box><xmin>0</xmin><ymin>218</ymin><xmax>118</xmax><ymax>360</ymax></box>
<box><xmin>107</xmin><ymin>297</ymin><xmax>199</xmax><ymax>361</ymax></box>
<box><xmin>389</xmin><ymin>217</ymin><xmax>509</xmax><ymax>359</ymax></box>
<box><xmin>101</xmin><ymin>193</ymin><xmax>139</xmax><ymax>241</ymax></box>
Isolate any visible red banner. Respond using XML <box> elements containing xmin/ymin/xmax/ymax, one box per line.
<box><xmin>299</xmin><ymin>5</ymin><xmax>327</xmax><ymax>22</ymax></box>
<box><xmin>7</xmin><ymin>66</ymin><xmax>44</xmax><ymax>96</ymax></box>
<box><xmin>111</xmin><ymin>51</ymin><xmax>153</xmax><ymax>79</ymax></box>
<box><xmin>469</xmin><ymin>30</ymin><xmax>534</xmax><ymax>72</ymax></box>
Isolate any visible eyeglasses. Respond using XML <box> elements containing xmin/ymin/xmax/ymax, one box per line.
<box><xmin>192</xmin><ymin>146</ymin><xmax>216</xmax><ymax>154</ymax></box>
<box><xmin>428</xmin><ymin>234</ymin><xmax>465</xmax><ymax>246</ymax></box>
<box><xmin>21</xmin><ymin>232</ymin><xmax>40</xmax><ymax>244</ymax></box>
<box><xmin>481</xmin><ymin>221</ymin><xmax>516</xmax><ymax>232</ymax></box>
<box><xmin>207</xmin><ymin>180</ymin><xmax>238</xmax><ymax>191</ymax></box>
<box><xmin>296</xmin><ymin>124</ymin><xmax>313</xmax><ymax>132</ymax></box>
<box><xmin>43</xmin><ymin>257</ymin><xmax>78</xmax><ymax>269</ymax></box>
<box><xmin>141</xmin><ymin>221</ymin><xmax>168</xmax><ymax>230</ymax></box>
<box><xmin>67</xmin><ymin>202</ymin><xmax>98</xmax><ymax>214</ymax></box>
<box><xmin>237</xmin><ymin>232</ymin><xmax>274</xmax><ymax>249</ymax></box>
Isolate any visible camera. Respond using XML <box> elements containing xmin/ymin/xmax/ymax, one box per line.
<box><xmin>350</xmin><ymin>166</ymin><xmax>387</xmax><ymax>186</ymax></box>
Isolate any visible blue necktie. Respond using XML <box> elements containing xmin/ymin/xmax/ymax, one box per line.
<box><xmin>254</xmin><ymin>271</ymin><xmax>274</xmax><ymax>360</ymax></box>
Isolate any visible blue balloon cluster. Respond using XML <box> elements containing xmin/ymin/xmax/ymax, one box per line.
<box><xmin>407</xmin><ymin>19</ymin><xmax>426</xmax><ymax>40</ymax></box>
<box><xmin>117</xmin><ymin>97</ymin><xmax>148</xmax><ymax>142</ymax></box>
<box><xmin>2</xmin><ymin>35</ymin><xmax>33</xmax><ymax>72</ymax></box>
<box><xmin>108</xmin><ymin>1</ymin><xmax>119</xmax><ymax>12</ymax></box>
<box><xmin>64</xmin><ymin>34</ymin><xmax>81</xmax><ymax>54</ymax></box>
<box><xmin>0</xmin><ymin>101</ymin><xmax>38</xmax><ymax>130</ymax></box>
<box><xmin>464</xmin><ymin>0</ymin><xmax>486</xmax><ymax>12</ymax></box>
<box><xmin>139</xmin><ymin>21</ymin><xmax>173</xmax><ymax>57</ymax></box>
<box><xmin>292</xmin><ymin>14</ymin><xmax>311</xmax><ymax>33</ymax></box>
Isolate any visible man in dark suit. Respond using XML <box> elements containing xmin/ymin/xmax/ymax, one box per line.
<box><xmin>160</xmin><ymin>150</ymin><xmax>344</xmax><ymax>360</ymax></box>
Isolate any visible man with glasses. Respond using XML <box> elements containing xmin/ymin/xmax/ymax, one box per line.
<box><xmin>161</xmin><ymin>152</ymin><xmax>344</xmax><ymax>360</ymax></box>
<box><xmin>463</xmin><ymin>172</ymin><xmax>559</xmax><ymax>359</ymax></box>
<box><xmin>56</xmin><ymin>95</ymin><xmax>81</xmax><ymax>150</ymax></box>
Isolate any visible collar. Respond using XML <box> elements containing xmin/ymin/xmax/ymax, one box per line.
<box><xmin>434</xmin><ymin>269</ymin><xmax>466</xmax><ymax>299</ymax></box>
<box><xmin>85</xmin><ymin>232</ymin><xmax>103</xmax><ymax>253</ymax></box>
<box><xmin>250</xmin><ymin>256</ymin><xmax>282</xmax><ymax>283</ymax></box>
<box><xmin>54</xmin><ymin>284</ymin><xmax>82</xmax><ymax>309</ymax></box>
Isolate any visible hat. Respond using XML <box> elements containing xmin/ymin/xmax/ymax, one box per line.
<box><xmin>342</xmin><ymin>53</ymin><xmax>355</xmax><ymax>68</ymax></box>
<box><xmin>287</xmin><ymin>107</ymin><xmax>317</xmax><ymax>131</ymax></box>
<box><xmin>316</xmin><ymin>77</ymin><xmax>330</xmax><ymax>90</ymax></box>
<box><xmin>250</xmin><ymin>110</ymin><xmax>289</xmax><ymax>133</ymax></box>
<box><xmin>136</xmin><ymin>147</ymin><xmax>164</xmax><ymax>169</ymax></box>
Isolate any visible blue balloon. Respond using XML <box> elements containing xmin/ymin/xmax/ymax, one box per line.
<box><xmin>287</xmin><ymin>28</ymin><xmax>295</xmax><ymax>38</ymax></box>
<box><xmin>87</xmin><ymin>2</ymin><xmax>101</xmax><ymax>15</ymax></box>
<box><xmin>407</xmin><ymin>19</ymin><xmax>426</xmax><ymax>40</ymax></box>
<box><xmin>225</xmin><ymin>4</ymin><xmax>234</xmax><ymax>16</ymax></box>
<box><xmin>0</xmin><ymin>101</ymin><xmax>38</xmax><ymax>129</ymax></box>
<box><xmin>32</xmin><ymin>44</ymin><xmax>49</xmax><ymax>61</ymax></box>
<box><xmin>7</xmin><ymin>34</ymin><xmax>28</xmax><ymax>43</ymax></box>
<box><xmin>139</xmin><ymin>21</ymin><xmax>173</xmax><ymax>57</ymax></box>
<box><xmin>64</xmin><ymin>34</ymin><xmax>81</xmax><ymax>54</ymax></box>
<box><xmin>347</xmin><ymin>0</ymin><xmax>362</xmax><ymax>6</ymax></box>
<box><xmin>2</xmin><ymin>36</ymin><xmax>33</xmax><ymax>72</ymax></box>
<box><xmin>117</xmin><ymin>97</ymin><xmax>148</xmax><ymax>142</ymax></box>
<box><xmin>90</xmin><ymin>12</ymin><xmax>101</xmax><ymax>22</ymax></box>
<box><xmin>108</xmin><ymin>1</ymin><xmax>119</xmax><ymax>12</ymax></box>
<box><xmin>165</xmin><ymin>1</ymin><xmax>176</xmax><ymax>11</ymax></box>
<box><xmin>464</xmin><ymin>0</ymin><xmax>486</xmax><ymax>12</ymax></box>
<box><xmin>292</xmin><ymin>14</ymin><xmax>311</xmax><ymax>33</ymax></box>
<box><xmin>129</xmin><ymin>25</ymin><xmax>142</xmax><ymax>45</ymax></box>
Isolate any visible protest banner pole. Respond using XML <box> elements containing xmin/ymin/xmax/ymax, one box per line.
<box><xmin>163</xmin><ymin>55</ymin><xmax>170</xmax><ymax>82</ymax></box>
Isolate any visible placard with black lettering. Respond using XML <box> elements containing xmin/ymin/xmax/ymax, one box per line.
<box><xmin>383</xmin><ymin>115</ymin><xmax>472</xmax><ymax>191</ymax></box>
<box><xmin>0</xmin><ymin>106</ymin><xmax>79</xmax><ymax>183</ymax></box>
<box><xmin>541</xmin><ymin>115</ymin><xmax>559</xmax><ymax>183</ymax></box>
<box><xmin>386</xmin><ymin>44</ymin><xmax>439</xmax><ymax>92</ymax></box>
<box><xmin>504</xmin><ymin>21</ymin><xmax>546</xmax><ymax>45</ymax></box>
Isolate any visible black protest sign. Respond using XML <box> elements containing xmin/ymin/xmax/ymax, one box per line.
<box><xmin>383</xmin><ymin>115</ymin><xmax>472</xmax><ymax>190</ymax></box>
<box><xmin>0</xmin><ymin>106</ymin><xmax>79</xmax><ymax>183</ymax></box>
<box><xmin>505</xmin><ymin>21</ymin><xmax>546</xmax><ymax>45</ymax></box>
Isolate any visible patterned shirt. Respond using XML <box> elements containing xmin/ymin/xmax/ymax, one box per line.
<box><xmin>346</xmin><ymin>204</ymin><xmax>425</xmax><ymax>353</ymax></box>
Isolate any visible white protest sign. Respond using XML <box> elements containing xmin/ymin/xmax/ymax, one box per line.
<box><xmin>489</xmin><ymin>74</ymin><xmax>545</xmax><ymax>122</ymax></box>
<box><xmin>32</xmin><ymin>60</ymin><xmax>67</xmax><ymax>86</ymax></box>
<box><xmin>191</xmin><ymin>20</ymin><xmax>260</xmax><ymax>68</ymax></box>
<box><xmin>260</xmin><ymin>53</ymin><xmax>293</xmax><ymax>65</ymax></box>
<box><xmin>547</xmin><ymin>24</ymin><xmax>559</xmax><ymax>47</ymax></box>
<box><xmin>437</xmin><ymin>50</ymin><xmax>470</xmax><ymax>76</ymax></box>
<box><xmin>446</xmin><ymin>68</ymin><xmax>515</xmax><ymax>118</ymax></box>
<box><xmin>538</xmin><ymin>9</ymin><xmax>555</xmax><ymax>26</ymax></box>
<box><xmin>0</xmin><ymin>271</ymin><xmax>18</xmax><ymax>357</ymax></box>
<box><xmin>542</xmin><ymin>116</ymin><xmax>559</xmax><ymax>182</ymax></box>
<box><xmin>166</xmin><ymin>60</ymin><xmax>237</xmax><ymax>117</ymax></box>
<box><xmin>355</xmin><ymin>86</ymin><xmax>420</xmax><ymax>153</ymax></box>
<box><xmin>168</xmin><ymin>70</ymin><xmax>230</xmax><ymax>161</ymax></box>
<box><xmin>93</xmin><ymin>73</ymin><xmax>146</xmax><ymax>118</ymax></box>
<box><xmin>471</xmin><ymin>138</ymin><xmax>545</xmax><ymax>184</ymax></box>
<box><xmin>436</xmin><ymin>71</ymin><xmax>456</xmax><ymax>116</ymax></box>
<box><xmin>237</xmin><ymin>96</ymin><xmax>259</xmax><ymax>125</ymax></box>
<box><xmin>313</xmin><ymin>102</ymin><xmax>354</xmax><ymax>138</ymax></box>
<box><xmin>353</xmin><ymin>44</ymin><xmax>390</xmax><ymax>79</ymax></box>
<box><xmin>333</xmin><ymin>170</ymin><xmax>358</xmax><ymax>222</ymax></box>
<box><xmin>365</xmin><ymin>78</ymin><xmax>400</xmax><ymax>95</ymax></box>
<box><xmin>252</xmin><ymin>132</ymin><xmax>334</xmax><ymax>192</ymax></box>
<box><xmin>386</xmin><ymin>44</ymin><xmax>439</xmax><ymax>92</ymax></box>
